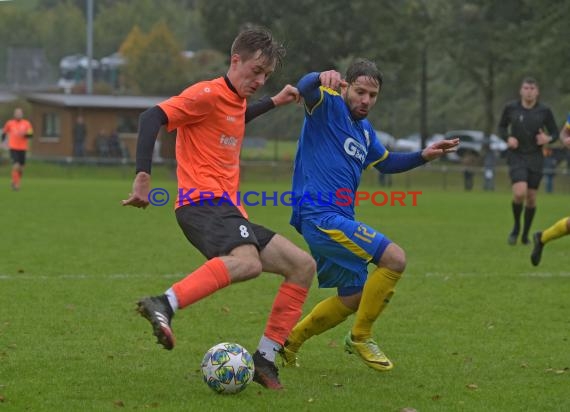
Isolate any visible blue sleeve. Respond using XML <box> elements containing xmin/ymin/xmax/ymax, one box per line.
<box><xmin>296</xmin><ymin>72</ymin><xmax>322</xmax><ymax>109</ymax></box>
<box><xmin>374</xmin><ymin>151</ymin><xmax>427</xmax><ymax>174</ymax></box>
<box><xmin>364</xmin><ymin>126</ymin><xmax>388</xmax><ymax>167</ymax></box>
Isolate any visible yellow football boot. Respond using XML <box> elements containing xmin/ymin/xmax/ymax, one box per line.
<box><xmin>344</xmin><ymin>332</ymin><xmax>393</xmax><ymax>371</ymax></box>
<box><xmin>278</xmin><ymin>341</ymin><xmax>300</xmax><ymax>367</ymax></box>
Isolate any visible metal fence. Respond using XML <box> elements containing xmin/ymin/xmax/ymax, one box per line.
<box><xmin>3</xmin><ymin>154</ymin><xmax>570</xmax><ymax>194</ymax></box>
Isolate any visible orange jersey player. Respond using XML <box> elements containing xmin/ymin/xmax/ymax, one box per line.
<box><xmin>122</xmin><ymin>26</ymin><xmax>315</xmax><ymax>391</ymax></box>
<box><xmin>2</xmin><ymin>107</ymin><xmax>34</xmax><ymax>191</ymax></box>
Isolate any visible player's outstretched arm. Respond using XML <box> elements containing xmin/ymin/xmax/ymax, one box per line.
<box><xmin>122</xmin><ymin>172</ymin><xmax>151</xmax><ymax>209</ymax></box>
<box><xmin>296</xmin><ymin>71</ymin><xmax>345</xmax><ymax>110</ymax></box>
<box><xmin>421</xmin><ymin>138</ymin><xmax>460</xmax><ymax>161</ymax></box>
<box><xmin>121</xmin><ymin>105</ymin><xmax>167</xmax><ymax>209</ymax></box>
<box><xmin>245</xmin><ymin>84</ymin><xmax>300</xmax><ymax>124</ymax></box>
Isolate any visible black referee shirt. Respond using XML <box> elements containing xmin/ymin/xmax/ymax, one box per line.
<box><xmin>498</xmin><ymin>100</ymin><xmax>558</xmax><ymax>154</ymax></box>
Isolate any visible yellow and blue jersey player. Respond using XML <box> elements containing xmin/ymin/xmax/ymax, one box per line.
<box><xmin>283</xmin><ymin>59</ymin><xmax>459</xmax><ymax>371</ymax></box>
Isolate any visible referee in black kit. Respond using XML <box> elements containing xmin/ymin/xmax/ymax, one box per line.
<box><xmin>498</xmin><ymin>77</ymin><xmax>558</xmax><ymax>246</ymax></box>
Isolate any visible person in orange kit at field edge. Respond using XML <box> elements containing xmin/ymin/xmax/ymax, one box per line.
<box><xmin>2</xmin><ymin>107</ymin><xmax>34</xmax><ymax>191</ymax></box>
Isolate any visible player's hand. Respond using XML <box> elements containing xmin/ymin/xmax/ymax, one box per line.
<box><xmin>271</xmin><ymin>84</ymin><xmax>300</xmax><ymax>106</ymax></box>
<box><xmin>319</xmin><ymin>70</ymin><xmax>346</xmax><ymax>90</ymax></box>
<box><xmin>535</xmin><ymin>128</ymin><xmax>551</xmax><ymax>146</ymax></box>
<box><xmin>421</xmin><ymin>138</ymin><xmax>459</xmax><ymax>161</ymax></box>
<box><xmin>507</xmin><ymin>136</ymin><xmax>519</xmax><ymax>149</ymax></box>
<box><xmin>122</xmin><ymin>172</ymin><xmax>151</xmax><ymax>208</ymax></box>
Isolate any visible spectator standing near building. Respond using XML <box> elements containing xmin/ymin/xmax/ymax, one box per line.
<box><xmin>482</xmin><ymin>142</ymin><xmax>496</xmax><ymax>191</ymax></box>
<box><xmin>73</xmin><ymin>115</ymin><xmax>87</xmax><ymax>157</ymax></box>
<box><xmin>542</xmin><ymin>147</ymin><xmax>556</xmax><ymax>193</ymax></box>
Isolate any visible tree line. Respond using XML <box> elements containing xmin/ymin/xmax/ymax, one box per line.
<box><xmin>0</xmin><ymin>0</ymin><xmax>568</xmax><ymax>141</ymax></box>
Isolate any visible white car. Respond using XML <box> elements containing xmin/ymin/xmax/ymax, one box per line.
<box><xmin>393</xmin><ymin>133</ymin><xmax>445</xmax><ymax>152</ymax></box>
<box><xmin>443</xmin><ymin>130</ymin><xmax>507</xmax><ymax>161</ymax></box>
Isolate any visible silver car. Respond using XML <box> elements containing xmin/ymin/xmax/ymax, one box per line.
<box><xmin>444</xmin><ymin>130</ymin><xmax>507</xmax><ymax>161</ymax></box>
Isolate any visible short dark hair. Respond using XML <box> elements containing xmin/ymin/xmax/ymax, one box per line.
<box><xmin>231</xmin><ymin>26</ymin><xmax>286</xmax><ymax>69</ymax></box>
<box><xmin>521</xmin><ymin>76</ymin><xmax>538</xmax><ymax>86</ymax></box>
<box><xmin>345</xmin><ymin>59</ymin><xmax>383</xmax><ymax>89</ymax></box>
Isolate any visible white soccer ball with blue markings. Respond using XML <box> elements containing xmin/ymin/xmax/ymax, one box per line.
<box><xmin>201</xmin><ymin>342</ymin><xmax>255</xmax><ymax>394</ymax></box>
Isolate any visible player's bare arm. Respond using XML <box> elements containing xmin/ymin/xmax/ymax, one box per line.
<box><xmin>271</xmin><ymin>84</ymin><xmax>300</xmax><ymax>106</ymax></box>
<box><xmin>421</xmin><ymin>138</ymin><xmax>460</xmax><ymax>161</ymax></box>
<box><xmin>122</xmin><ymin>171</ymin><xmax>151</xmax><ymax>209</ymax></box>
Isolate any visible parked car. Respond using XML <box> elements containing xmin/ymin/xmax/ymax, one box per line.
<box><xmin>58</xmin><ymin>54</ymin><xmax>100</xmax><ymax>90</ymax></box>
<box><xmin>443</xmin><ymin>130</ymin><xmax>507</xmax><ymax>161</ymax></box>
<box><xmin>393</xmin><ymin>133</ymin><xmax>445</xmax><ymax>152</ymax></box>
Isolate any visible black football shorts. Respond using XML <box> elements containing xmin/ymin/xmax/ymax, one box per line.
<box><xmin>175</xmin><ymin>201</ymin><xmax>276</xmax><ymax>259</ymax></box>
<box><xmin>507</xmin><ymin>151</ymin><xmax>543</xmax><ymax>189</ymax></box>
<box><xmin>10</xmin><ymin>149</ymin><xmax>26</xmax><ymax>165</ymax></box>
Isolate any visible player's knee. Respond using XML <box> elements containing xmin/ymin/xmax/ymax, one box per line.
<box><xmin>382</xmin><ymin>244</ymin><xmax>406</xmax><ymax>273</ymax></box>
<box><xmin>513</xmin><ymin>189</ymin><xmax>526</xmax><ymax>202</ymax></box>
<box><xmin>288</xmin><ymin>252</ymin><xmax>316</xmax><ymax>286</ymax></box>
<box><xmin>390</xmin><ymin>256</ymin><xmax>406</xmax><ymax>273</ymax></box>
<box><xmin>301</xmin><ymin>252</ymin><xmax>316</xmax><ymax>277</ymax></box>
<box><xmin>242</xmin><ymin>258</ymin><xmax>263</xmax><ymax>280</ymax></box>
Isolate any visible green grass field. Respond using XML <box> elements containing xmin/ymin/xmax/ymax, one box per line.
<box><xmin>1</xmin><ymin>164</ymin><xmax>569</xmax><ymax>411</ymax></box>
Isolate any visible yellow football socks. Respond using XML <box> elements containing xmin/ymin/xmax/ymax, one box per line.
<box><xmin>351</xmin><ymin>267</ymin><xmax>402</xmax><ymax>342</ymax></box>
<box><xmin>541</xmin><ymin>217</ymin><xmax>570</xmax><ymax>244</ymax></box>
<box><xmin>286</xmin><ymin>296</ymin><xmax>354</xmax><ymax>352</ymax></box>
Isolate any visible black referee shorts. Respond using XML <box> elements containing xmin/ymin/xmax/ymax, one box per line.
<box><xmin>507</xmin><ymin>151</ymin><xmax>544</xmax><ymax>189</ymax></box>
<box><xmin>175</xmin><ymin>201</ymin><xmax>276</xmax><ymax>259</ymax></box>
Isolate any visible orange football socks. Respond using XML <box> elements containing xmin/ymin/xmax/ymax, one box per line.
<box><xmin>264</xmin><ymin>282</ymin><xmax>309</xmax><ymax>346</ymax></box>
<box><xmin>172</xmin><ymin>257</ymin><xmax>231</xmax><ymax>309</ymax></box>
<box><xmin>12</xmin><ymin>170</ymin><xmax>21</xmax><ymax>187</ymax></box>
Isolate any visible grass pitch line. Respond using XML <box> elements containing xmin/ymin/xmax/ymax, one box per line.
<box><xmin>422</xmin><ymin>271</ymin><xmax>570</xmax><ymax>278</ymax></box>
<box><xmin>2</xmin><ymin>271</ymin><xmax>570</xmax><ymax>281</ymax></box>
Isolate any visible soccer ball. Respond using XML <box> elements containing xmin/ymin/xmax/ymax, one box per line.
<box><xmin>201</xmin><ymin>342</ymin><xmax>255</xmax><ymax>394</ymax></box>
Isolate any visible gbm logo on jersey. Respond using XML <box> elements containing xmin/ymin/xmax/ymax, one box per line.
<box><xmin>344</xmin><ymin>137</ymin><xmax>367</xmax><ymax>163</ymax></box>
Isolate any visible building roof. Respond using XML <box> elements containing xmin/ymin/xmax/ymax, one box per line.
<box><xmin>24</xmin><ymin>93</ymin><xmax>168</xmax><ymax>109</ymax></box>
<box><xmin>0</xmin><ymin>91</ymin><xmax>19</xmax><ymax>104</ymax></box>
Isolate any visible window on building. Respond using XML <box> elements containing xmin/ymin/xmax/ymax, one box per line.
<box><xmin>42</xmin><ymin>112</ymin><xmax>61</xmax><ymax>138</ymax></box>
